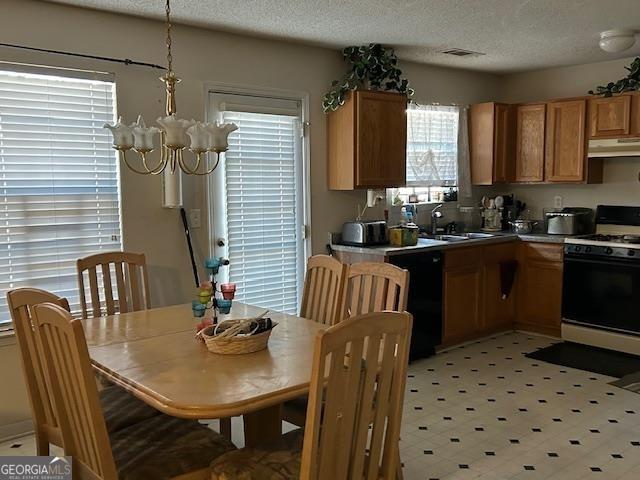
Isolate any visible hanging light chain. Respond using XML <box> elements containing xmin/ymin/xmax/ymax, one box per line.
<box><xmin>165</xmin><ymin>0</ymin><xmax>173</xmax><ymax>73</ymax></box>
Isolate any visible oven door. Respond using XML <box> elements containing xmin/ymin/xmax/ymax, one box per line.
<box><xmin>562</xmin><ymin>253</ymin><xmax>640</xmax><ymax>335</ymax></box>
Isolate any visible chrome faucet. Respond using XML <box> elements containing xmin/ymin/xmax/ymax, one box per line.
<box><xmin>431</xmin><ymin>204</ymin><xmax>443</xmax><ymax>235</ymax></box>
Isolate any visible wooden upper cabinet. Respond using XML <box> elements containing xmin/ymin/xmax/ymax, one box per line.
<box><xmin>545</xmin><ymin>99</ymin><xmax>587</xmax><ymax>182</ymax></box>
<box><xmin>588</xmin><ymin>95</ymin><xmax>631</xmax><ymax>138</ymax></box>
<box><xmin>327</xmin><ymin>90</ymin><xmax>407</xmax><ymax>190</ymax></box>
<box><xmin>515</xmin><ymin>104</ymin><xmax>545</xmax><ymax>182</ymax></box>
<box><xmin>631</xmin><ymin>94</ymin><xmax>640</xmax><ymax>136</ymax></box>
<box><xmin>470</xmin><ymin>102</ymin><xmax>514</xmax><ymax>185</ymax></box>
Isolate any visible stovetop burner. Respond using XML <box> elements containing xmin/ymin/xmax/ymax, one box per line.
<box><xmin>579</xmin><ymin>234</ymin><xmax>640</xmax><ymax>244</ymax></box>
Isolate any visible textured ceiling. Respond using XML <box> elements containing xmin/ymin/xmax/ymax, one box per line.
<box><xmin>44</xmin><ymin>0</ymin><xmax>640</xmax><ymax>73</ymax></box>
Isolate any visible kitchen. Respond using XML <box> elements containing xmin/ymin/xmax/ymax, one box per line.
<box><xmin>1</xmin><ymin>1</ymin><xmax>639</xmax><ymax>479</ymax></box>
<box><xmin>329</xmin><ymin>89</ymin><xmax>640</xmax><ymax>360</ymax></box>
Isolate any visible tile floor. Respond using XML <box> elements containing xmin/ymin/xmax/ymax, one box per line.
<box><xmin>1</xmin><ymin>331</ymin><xmax>639</xmax><ymax>479</ymax></box>
<box><xmin>400</xmin><ymin>332</ymin><xmax>640</xmax><ymax>480</ymax></box>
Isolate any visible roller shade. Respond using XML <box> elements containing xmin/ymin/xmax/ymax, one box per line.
<box><xmin>220</xmin><ymin>109</ymin><xmax>302</xmax><ymax>314</ymax></box>
<box><xmin>0</xmin><ymin>69</ymin><xmax>121</xmax><ymax>327</ymax></box>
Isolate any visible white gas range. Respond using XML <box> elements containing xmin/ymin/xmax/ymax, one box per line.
<box><xmin>562</xmin><ymin>205</ymin><xmax>640</xmax><ymax>355</ymax></box>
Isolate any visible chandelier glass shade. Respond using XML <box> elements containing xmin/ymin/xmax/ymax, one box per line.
<box><xmin>103</xmin><ymin>0</ymin><xmax>237</xmax><ymax>175</ymax></box>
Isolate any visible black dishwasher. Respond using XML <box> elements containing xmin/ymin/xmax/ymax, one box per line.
<box><xmin>390</xmin><ymin>251</ymin><xmax>443</xmax><ymax>361</ymax></box>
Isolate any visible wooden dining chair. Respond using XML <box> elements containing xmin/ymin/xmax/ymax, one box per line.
<box><xmin>32</xmin><ymin>302</ymin><xmax>236</xmax><ymax>480</ymax></box>
<box><xmin>299</xmin><ymin>254</ymin><xmax>348</xmax><ymax>326</ymax></box>
<box><xmin>7</xmin><ymin>288</ymin><xmax>163</xmax><ymax>456</ymax></box>
<box><xmin>210</xmin><ymin>311</ymin><xmax>413</xmax><ymax>480</ymax></box>
<box><xmin>77</xmin><ymin>251</ymin><xmax>150</xmax><ymax>319</ymax></box>
<box><xmin>283</xmin><ymin>261</ymin><xmax>410</xmax><ymax>428</ymax></box>
<box><xmin>281</xmin><ymin>255</ymin><xmax>348</xmax><ymax>426</ymax></box>
<box><xmin>342</xmin><ymin>262</ymin><xmax>410</xmax><ymax>318</ymax></box>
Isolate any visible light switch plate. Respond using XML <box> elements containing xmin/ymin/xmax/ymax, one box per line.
<box><xmin>189</xmin><ymin>209</ymin><xmax>201</xmax><ymax>228</ymax></box>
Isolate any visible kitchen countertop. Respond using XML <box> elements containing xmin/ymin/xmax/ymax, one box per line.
<box><xmin>330</xmin><ymin>232</ymin><xmax>569</xmax><ymax>257</ymax></box>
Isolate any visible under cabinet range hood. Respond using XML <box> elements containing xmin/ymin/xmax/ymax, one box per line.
<box><xmin>588</xmin><ymin>138</ymin><xmax>640</xmax><ymax>158</ymax></box>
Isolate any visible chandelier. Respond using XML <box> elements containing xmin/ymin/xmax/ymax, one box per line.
<box><xmin>103</xmin><ymin>0</ymin><xmax>237</xmax><ymax>176</ymax></box>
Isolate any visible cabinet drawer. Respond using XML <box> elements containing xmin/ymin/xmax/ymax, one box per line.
<box><xmin>483</xmin><ymin>241</ymin><xmax>517</xmax><ymax>263</ymax></box>
<box><xmin>445</xmin><ymin>246</ymin><xmax>483</xmax><ymax>269</ymax></box>
<box><xmin>523</xmin><ymin>242</ymin><xmax>563</xmax><ymax>263</ymax></box>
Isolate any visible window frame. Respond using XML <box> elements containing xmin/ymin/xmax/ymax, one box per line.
<box><xmin>0</xmin><ymin>64</ymin><xmax>123</xmax><ymax>328</ymax></box>
<box><xmin>389</xmin><ymin>103</ymin><xmax>461</xmax><ymax>206</ymax></box>
<box><xmin>204</xmin><ymin>82</ymin><xmax>311</xmax><ymax>312</ymax></box>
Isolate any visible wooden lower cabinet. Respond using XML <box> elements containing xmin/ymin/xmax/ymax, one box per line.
<box><xmin>483</xmin><ymin>242</ymin><xmax>517</xmax><ymax>331</ymax></box>
<box><xmin>515</xmin><ymin>242</ymin><xmax>563</xmax><ymax>336</ymax></box>
<box><xmin>443</xmin><ymin>264</ymin><xmax>483</xmax><ymax>343</ymax></box>
<box><xmin>335</xmin><ymin>239</ymin><xmax>563</xmax><ymax>347</ymax></box>
<box><xmin>442</xmin><ymin>242</ymin><xmax>517</xmax><ymax>345</ymax></box>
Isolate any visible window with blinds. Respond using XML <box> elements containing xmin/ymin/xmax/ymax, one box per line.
<box><xmin>0</xmin><ymin>68</ymin><xmax>121</xmax><ymax>327</ymax></box>
<box><xmin>406</xmin><ymin>104</ymin><xmax>459</xmax><ymax>186</ymax></box>
<box><xmin>210</xmin><ymin>92</ymin><xmax>305</xmax><ymax>314</ymax></box>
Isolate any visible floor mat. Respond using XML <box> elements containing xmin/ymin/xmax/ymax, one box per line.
<box><xmin>525</xmin><ymin>341</ymin><xmax>640</xmax><ymax>378</ymax></box>
<box><xmin>610</xmin><ymin>371</ymin><xmax>640</xmax><ymax>394</ymax></box>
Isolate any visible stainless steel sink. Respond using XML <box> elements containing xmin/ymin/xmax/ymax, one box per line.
<box><xmin>463</xmin><ymin>232</ymin><xmax>496</xmax><ymax>239</ymax></box>
<box><xmin>420</xmin><ymin>234</ymin><xmax>470</xmax><ymax>242</ymax></box>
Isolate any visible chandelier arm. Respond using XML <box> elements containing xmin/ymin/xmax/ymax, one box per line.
<box><xmin>179</xmin><ymin>152</ymin><xmax>221</xmax><ymax>176</ymax></box>
<box><xmin>140</xmin><ymin>149</ymin><xmax>168</xmax><ymax>175</ymax></box>
<box><xmin>177</xmin><ymin>149</ymin><xmax>202</xmax><ymax>175</ymax></box>
<box><xmin>121</xmin><ymin>150</ymin><xmax>155</xmax><ymax>175</ymax></box>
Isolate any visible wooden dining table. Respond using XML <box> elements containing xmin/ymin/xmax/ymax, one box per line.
<box><xmin>83</xmin><ymin>302</ymin><xmax>325</xmax><ymax>446</ymax></box>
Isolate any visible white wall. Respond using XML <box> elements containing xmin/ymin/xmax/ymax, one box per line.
<box><xmin>483</xmin><ymin>57</ymin><xmax>640</xmax><ymax>218</ymax></box>
<box><xmin>0</xmin><ymin>0</ymin><xmax>502</xmax><ymax>438</ymax></box>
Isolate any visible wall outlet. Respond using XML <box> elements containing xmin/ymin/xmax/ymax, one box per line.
<box><xmin>189</xmin><ymin>209</ymin><xmax>201</xmax><ymax>228</ymax></box>
<box><xmin>554</xmin><ymin>195</ymin><xmax>563</xmax><ymax>209</ymax></box>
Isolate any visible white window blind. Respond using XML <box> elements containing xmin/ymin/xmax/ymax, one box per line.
<box><xmin>0</xmin><ymin>69</ymin><xmax>121</xmax><ymax>326</ymax></box>
<box><xmin>219</xmin><ymin>108</ymin><xmax>303</xmax><ymax>314</ymax></box>
<box><xmin>406</xmin><ymin>104</ymin><xmax>459</xmax><ymax>186</ymax></box>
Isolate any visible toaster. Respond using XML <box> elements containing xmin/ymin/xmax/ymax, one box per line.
<box><xmin>545</xmin><ymin>207</ymin><xmax>594</xmax><ymax>235</ymax></box>
<box><xmin>341</xmin><ymin>221</ymin><xmax>389</xmax><ymax>246</ymax></box>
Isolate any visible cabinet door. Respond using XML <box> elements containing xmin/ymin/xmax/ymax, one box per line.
<box><xmin>355</xmin><ymin>91</ymin><xmax>407</xmax><ymax>188</ymax></box>
<box><xmin>470</xmin><ymin>102</ymin><xmax>496</xmax><ymax>185</ymax></box>
<box><xmin>520</xmin><ymin>260</ymin><xmax>563</xmax><ymax>330</ymax></box>
<box><xmin>545</xmin><ymin>100</ymin><xmax>586</xmax><ymax>182</ymax></box>
<box><xmin>483</xmin><ymin>243</ymin><xmax>517</xmax><ymax>331</ymax></box>
<box><xmin>515</xmin><ymin>104</ymin><xmax>545</xmax><ymax>182</ymax></box>
<box><xmin>493</xmin><ymin>104</ymin><xmax>514</xmax><ymax>183</ymax></box>
<box><xmin>517</xmin><ymin>243</ymin><xmax>563</xmax><ymax>335</ymax></box>
<box><xmin>588</xmin><ymin>95</ymin><xmax>631</xmax><ymax>138</ymax></box>
<box><xmin>443</xmin><ymin>266</ymin><xmax>482</xmax><ymax>343</ymax></box>
<box><xmin>631</xmin><ymin>94</ymin><xmax>640</xmax><ymax>137</ymax></box>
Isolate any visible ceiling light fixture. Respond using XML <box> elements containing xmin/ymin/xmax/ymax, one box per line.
<box><xmin>104</xmin><ymin>0</ymin><xmax>237</xmax><ymax>176</ymax></box>
<box><xmin>599</xmin><ymin>29</ymin><xmax>637</xmax><ymax>53</ymax></box>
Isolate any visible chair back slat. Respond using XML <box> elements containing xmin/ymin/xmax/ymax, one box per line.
<box><xmin>77</xmin><ymin>252</ymin><xmax>150</xmax><ymax>319</ymax></box>
<box><xmin>114</xmin><ymin>261</ymin><xmax>128</xmax><ymax>313</ymax></box>
<box><xmin>88</xmin><ymin>267</ymin><xmax>101</xmax><ymax>319</ymax></box>
<box><xmin>300</xmin><ymin>311</ymin><xmax>412</xmax><ymax>480</ymax></box>
<box><xmin>7</xmin><ymin>288</ymin><xmax>71</xmax><ymax>446</ymax></box>
<box><xmin>100</xmin><ymin>264</ymin><xmax>116</xmax><ymax>316</ymax></box>
<box><xmin>342</xmin><ymin>262</ymin><xmax>409</xmax><ymax>317</ymax></box>
<box><xmin>33</xmin><ymin>303</ymin><xmax>118</xmax><ymax>480</ymax></box>
<box><xmin>300</xmin><ymin>255</ymin><xmax>347</xmax><ymax>326</ymax></box>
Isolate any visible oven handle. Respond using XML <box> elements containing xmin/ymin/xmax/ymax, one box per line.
<box><xmin>564</xmin><ymin>255</ymin><xmax>640</xmax><ymax>268</ymax></box>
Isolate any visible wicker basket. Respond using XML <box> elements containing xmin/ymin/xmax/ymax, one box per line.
<box><xmin>201</xmin><ymin>321</ymin><xmax>277</xmax><ymax>355</ymax></box>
